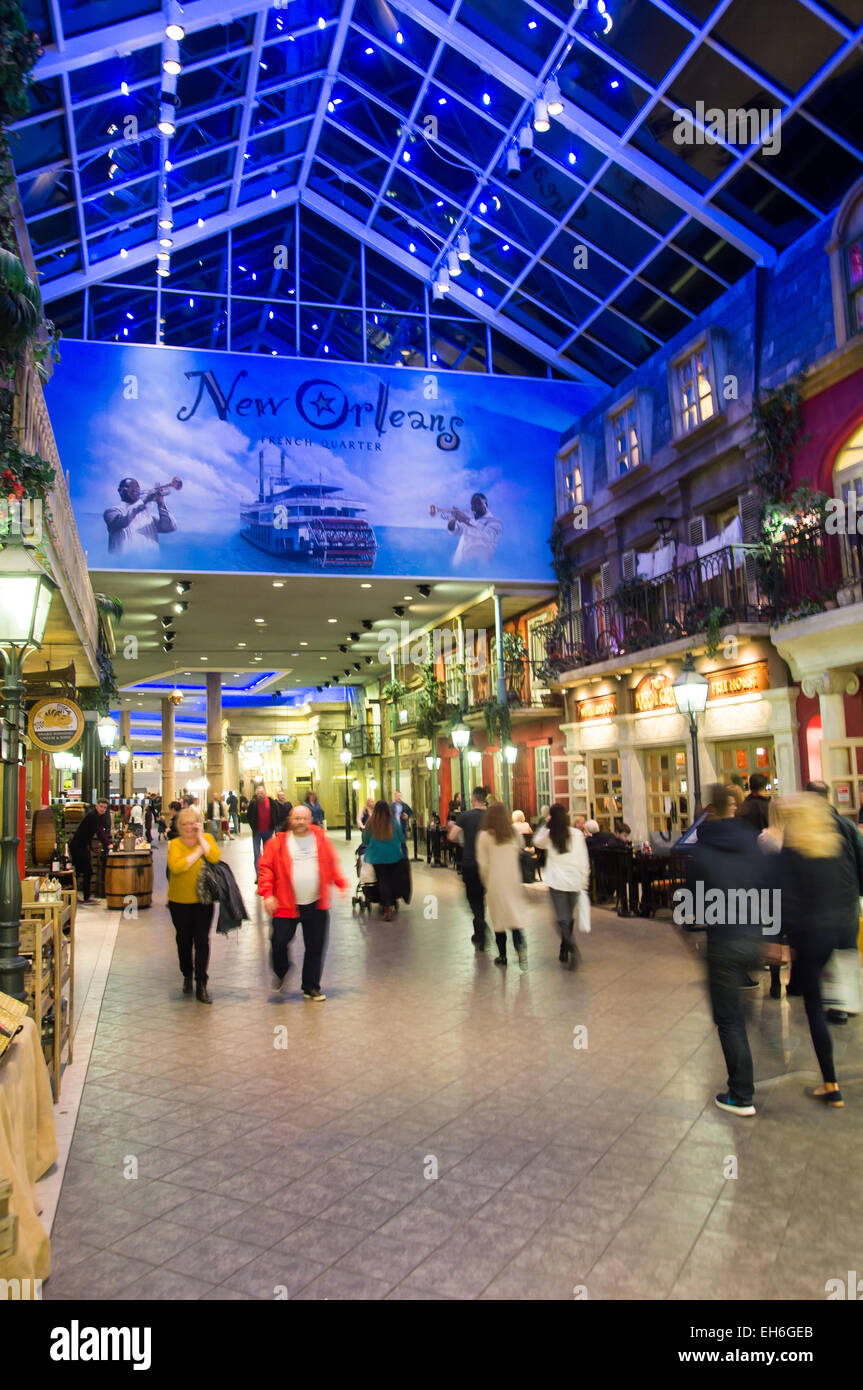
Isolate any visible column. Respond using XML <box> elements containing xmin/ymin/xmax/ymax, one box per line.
<box><xmin>160</xmin><ymin>699</ymin><xmax>174</xmax><ymax>809</ymax></box>
<box><xmin>619</xmin><ymin>745</ymin><xmax>648</xmax><ymax>845</ymax></box>
<box><xmin>206</xmin><ymin>672</ymin><xmax>223</xmax><ymax>801</ymax></box>
<box><xmin>82</xmin><ymin>709</ymin><xmax>99</xmax><ymax>803</ymax></box>
<box><xmin>801</xmin><ymin>671</ymin><xmax>859</xmax><ymax>785</ymax></box>
<box><xmin>120</xmin><ymin>708</ymin><xmax>132</xmax><ymax>800</ymax></box>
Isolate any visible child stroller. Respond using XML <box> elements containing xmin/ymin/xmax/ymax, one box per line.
<box><xmin>352</xmin><ymin>842</ymin><xmax>380</xmax><ymax>915</ymax></box>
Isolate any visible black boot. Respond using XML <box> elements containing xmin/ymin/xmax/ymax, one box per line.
<box><xmin>559</xmin><ymin>940</ymin><xmax>569</xmax><ymax>963</ymax></box>
<box><xmin>182</xmin><ymin>975</ymin><xmax>193</xmax><ymax>995</ymax></box>
<box><xmin>196</xmin><ymin>983</ymin><xmax>212</xmax><ymax>1004</ymax></box>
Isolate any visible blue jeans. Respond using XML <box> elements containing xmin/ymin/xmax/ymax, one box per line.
<box><xmin>253</xmin><ymin>829</ymin><xmax>273</xmax><ymax>868</ymax></box>
<box><xmin>707</xmin><ymin>935</ymin><xmax>762</xmax><ymax>1104</ymax></box>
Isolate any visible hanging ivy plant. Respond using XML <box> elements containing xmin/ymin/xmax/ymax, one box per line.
<box><xmin>751</xmin><ymin>373</ymin><xmax>809</xmax><ymax>505</ymax></box>
<box><xmin>382</xmin><ymin>678</ymin><xmax>407</xmax><ymax>703</ymax></box>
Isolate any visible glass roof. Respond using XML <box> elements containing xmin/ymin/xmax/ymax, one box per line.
<box><xmin>14</xmin><ymin>0</ymin><xmax>863</xmax><ymax>383</ymax></box>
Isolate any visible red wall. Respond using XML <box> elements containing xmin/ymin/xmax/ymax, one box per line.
<box><xmin>793</xmin><ymin>364</ymin><xmax>863</xmax><ymax>493</ymax></box>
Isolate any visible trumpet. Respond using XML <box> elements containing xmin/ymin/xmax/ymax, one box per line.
<box><xmin>429</xmin><ymin>504</ymin><xmax>461</xmax><ymax>522</ymax></box>
<box><xmin>144</xmin><ymin>476</ymin><xmax>182</xmax><ymax>503</ymax></box>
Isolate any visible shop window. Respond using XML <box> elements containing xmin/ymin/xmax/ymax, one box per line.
<box><xmin>645</xmin><ymin>749</ymin><xmax>689</xmax><ymax>836</ymax></box>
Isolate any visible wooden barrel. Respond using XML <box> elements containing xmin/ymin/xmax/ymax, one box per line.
<box><xmin>105</xmin><ymin>851</ymin><xmax>153</xmax><ymax>910</ymax></box>
<box><xmin>31</xmin><ymin>807</ymin><xmax>56</xmax><ymax>866</ymax></box>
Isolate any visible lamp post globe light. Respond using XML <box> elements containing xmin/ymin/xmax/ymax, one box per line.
<box><xmin>0</xmin><ymin>535</ymin><xmax>59</xmax><ymax>999</ymax></box>
<box><xmin>672</xmin><ymin>652</ymin><xmax>709</xmax><ymax>812</ymax></box>
<box><xmin>97</xmin><ymin>715</ymin><xmax>118</xmax><ymax>748</ymax></box>
<box><xmin>339</xmin><ymin>746</ymin><xmax>352</xmax><ymax>841</ymax></box>
<box><xmin>451</xmin><ymin>721</ymin><xmax>470</xmax><ymax>809</ymax></box>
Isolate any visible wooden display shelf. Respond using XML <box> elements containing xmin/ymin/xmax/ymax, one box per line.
<box><xmin>19</xmin><ymin>898</ymin><xmax>74</xmax><ymax>1098</ymax></box>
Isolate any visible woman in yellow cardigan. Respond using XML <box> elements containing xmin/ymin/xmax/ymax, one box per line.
<box><xmin>167</xmin><ymin>807</ymin><xmax>220</xmax><ymax>1003</ymax></box>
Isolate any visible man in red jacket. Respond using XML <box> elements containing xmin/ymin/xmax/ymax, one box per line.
<box><xmin>257</xmin><ymin>802</ymin><xmax>348</xmax><ymax>1001</ymax></box>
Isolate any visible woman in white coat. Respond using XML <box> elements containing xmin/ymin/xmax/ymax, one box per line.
<box><xmin>532</xmin><ymin>804</ymin><xmax>590</xmax><ymax>969</ymax></box>
<box><xmin>476</xmin><ymin>801</ymin><xmax>528</xmax><ymax>970</ymax></box>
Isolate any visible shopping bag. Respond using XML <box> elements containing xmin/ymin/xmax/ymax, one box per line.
<box><xmin>822</xmin><ymin>948</ymin><xmax>863</xmax><ymax>1015</ymax></box>
<box><xmin>576</xmin><ymin>890</ymin><xmax>591</xmax><ymax>934</ymax></box>
<box><xmin>359</xmin><ymin>858</ymin><xmax>376</xmax><ymax>886</ymax></box>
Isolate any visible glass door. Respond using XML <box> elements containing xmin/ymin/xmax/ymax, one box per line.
<box><xmin>590</xmin><ymin>754</ymin><xmax>622</xmax><ymax>831</ymax></box>
<box><xmin>645</xmin><ymin>747</ymin><xmax>690</xmax><ymax>836</ymax></box>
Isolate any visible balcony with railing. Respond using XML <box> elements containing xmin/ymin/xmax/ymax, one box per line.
<box><xmin>536</xmin><ymin>543</ymin><xmax>770</xmax><ymax>675</ymax></box>
<box><xmin>465</xmin><ymin>658</ymin><xmax>564</xmax><ymax>714</ymax></box>
<box><xmin>345</xmin><ymin>724</ymin><xmax>382</xmax><ymax>758</ymax></box>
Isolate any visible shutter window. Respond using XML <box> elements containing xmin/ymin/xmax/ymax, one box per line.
<box><xmin>600</xmin><ymin>561</ymin><xmax>611</xmax><ymax>598</ymax></box>
<box><xmin>688</xmin><ymin>516</ymin><xmax>707</xmax><ymax>547</ymax></box>
<box><xmin>621</xmin><ymin>550</ymin><xmax>636</xmax><ymax>581</ymax></box>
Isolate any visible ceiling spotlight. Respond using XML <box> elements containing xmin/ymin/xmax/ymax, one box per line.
<box><xmin>393</xmin><ymin>606</ymin><xmax>405</xmax><ymax>618</ymax></box>
<box><xmin>518</xmin><ymin>124</ymin><xmax>534</xmax><ymax>158</ymax></box>
<box><xmin>158</xmin><ymin>201</ymin><xmax>173</xmax><ymax>229</ymax></box>
<box><xmin>447</xmin><ymin>249</ymin><xmax>460</xmax><ymax>277</ymax></box>
<box><xmin>343</xmin><ymin>670</ymin><xmax>350</xmax><ymax>677</ymax></box>
<box><xmin>365</xmin><ymin>656</ymin><xmax>373</xmax><ymax>665</ymax></box>
<box><xmin>362</xmin><ymin>619</ymin><xmax>373</xmax><ymax>631</ymax></box>
<box><xmin>163</xmin><ymin>38</ymin><xmax>181</xmax><ymax>76</ymax></box>
<box><xmin>158</xmin><ymin>103</ymin><xmax>176</xmax><ymax>136</ymax></box>
<box><xmin>457</xmin><ymin>231</ymin><xmax>471</xmax><ymax>260</ymax></box>
<box><xmin>418</xmin><ymin>584</ymin><xmax>431</xmax><ymax>597</ymax></box>
<box><xmin>176</xmin><ymin>581</ymin><xmax>190</xmax><ymax>594</ymax></box>
<box><xmin>156</xmin><ymin>255</ymin><xmax>170</xmax><ymax>277</ymax></box>
<box><xmin>173</xmin><ymin>600</ymin><xmax>188</xmax><ymax>614</ymax></box>
<box><xmin>324</xmin><ymin>681</ymin><xmax>331</xmax><ymax>688</ymax></box>
<box><xmin>165</xmin><ymin>1</ymin><xmax>185</xmax><ymax>41</ymax></box>
<box><xmin>162</xmin><ymin>639</ymin><xmax>174</xmax><ymax>651</ymax></box>
<box><xmin>506</xmin><ymin>145</ymin><xmax>521</xmax><ymax>178</ymax></box>
<box><xmin>534</xmin><ymin>98</ymin><xmax>550</xmax><ymax>133</ymax></box>
<box><xmin>432</xmin><ymin>280</ymin><xmax>445</xmax><ymax>301</ymax></box>
<box><xmin>160</xmin><ymin>615</ymin><xmax>174</xmax><ymax>627</ymax></box>
<box><xmin>545</xmin><ymin>76</ymin><xmax>563</xmax><ymax>115</ymax></box>
<box><xmin>159</xmin><ymin>235</ymin><xmax>173</xmax><ymax>249</ymax></box>
<box><xmin>353</xmin><ymin>663</ymin><xmax>361</xmax><ymax>672</ymax></box>
<box><xmin>339</xmin><ymin>644</ymin><xmax>348</xmax><ymax>653</ymax></box>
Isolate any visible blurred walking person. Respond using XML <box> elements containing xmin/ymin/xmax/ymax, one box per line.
<box><xmin>247</xmin><ymin>785</ymin><xmax>278</xmax><ymax>877</ymax></box>
<box><xmin>167</xmin><ymin>806</ymin><xmax>221</xmax><ymax>1003</ymax></box>
<box><xmin>774</xmin><ymin>794</ymin><xmax>852</xmax><ymax>1107</ymax></box>
<box><xmin>805</xmin><ymin>781</ymin><xmax>863</xmax><ymax>1023</ymax></box>
<box><xmin>447</xmin><ymin>786</ymin><xmax>489</xmax><ymax>950</ymax></box>
<box><xmin>687</xmin><ymin>783</ymin><xmax>768</xmax><ymax>1116</ymax></box>
<box><xmin>533</xmin><ymin>805</ymin><xmax>590</xmax><ymax>969</ymax></box>
<box><xmin>477</xmin><ymin>801</ymin><xmax>528</xmax><ymax>970</ymax></box>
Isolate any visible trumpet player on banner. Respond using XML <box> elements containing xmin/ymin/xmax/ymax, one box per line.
<box><xmin>430</xmin><ymin>491</ymin><xmax>502</xmax><ymax>568</ymax></box>
<box><xmin>104</xmin><ymin>476</ymin><xmax>181</xmax><ymax>554</ymax></box>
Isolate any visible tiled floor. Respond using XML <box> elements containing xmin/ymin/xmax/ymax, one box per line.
<box><xmin>41</xmin><ymin>832</ymin><xmax>863</xmax><ymax>1300</ymax></box>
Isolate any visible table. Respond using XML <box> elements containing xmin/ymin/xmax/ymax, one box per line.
<box><xmin>0</xmin><ymin>1016</ymin><xmax>57</xmax><ymax>1284</ymax></box>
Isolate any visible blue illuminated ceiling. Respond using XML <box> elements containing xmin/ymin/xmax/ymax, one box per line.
<box><xmin>14</xmin><ymin>0</ymin><xmax>863</xmax><ymax>383</ymax></box>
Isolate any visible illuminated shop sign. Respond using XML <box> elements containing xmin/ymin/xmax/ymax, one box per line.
<box><xmin>707</xmin><ymin>662</ymin><xmax>769</xmax><ymax>701</ymax></box>
<box><xmin>633</xmin><ymin>673</ymin><xmax>675</xmax><ymax>713</ymax></box>
<box><xmin>577</xmin><ymin>693</ymin><xmax>617</xmax><ymax>721</ymax></box>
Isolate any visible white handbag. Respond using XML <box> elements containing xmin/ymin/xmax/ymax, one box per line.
<box><xmin>359</xmin><ymin>858</ymin><xmax>377</xmax><ymax>886</ymax></box>
<box><xmin>576</xmin><ymin>890</ymin><xmax>591</xmax><ymax>934</ymax></box>
<box><xmin>822</xmin><ymin>947</ymin><xmax>862</xmax><ymax>1015</ymax></box>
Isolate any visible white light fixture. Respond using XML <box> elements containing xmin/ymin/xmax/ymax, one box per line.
<box><xmin>518</xmin><ymin>124</ymin><xmax>534</xmax><ymax>157</ymax></box>
<box><xmin>447</xmin><ymin>248</ymin><xmax>460</xmax><ymax>277</ymax></box>
<box><xmin>158</xmin><ymin>104</ymin><xmax>176</xmax><ymax>136</ymax></box>
<box><xmin>503</xmin><ymin>744</ymin><xmax>518</xmax><ymax>765</ymax></box>
<box><xmin>97</xmin><ymin>715</ymin><xmax>119</xmax><ymax>748</ymax></box>
<box><xmin>117</xmin><ymin>743</ymin><xmax>131</xmax><ymax>766</ymax></box>
<box><xmin>457</xmin><ymin>230</ymin><xmax>470</xmax><ymax>260</ymax></box>
<box><xmin>426</xmin><ymin>755</ymin><xmax>441</xmax><ymax>770</ymax></box>
<box><xmin>158</xmin><ymin>200</ymin><xmax>173</xmax><ymax>229</ymax></box>
<box><xmin>339</xmin><ymin>748</ymin><xmax>352</xmax><ymax>767</ymax></box>
<box><xmin>156</xmin><ymin>254</ymin><xmax>170</xmax><ymax>277</ymax></box>
<box><xmin>672</xmin><ymin>652</ymin><xmax>709</xmax><ymax>718</ymax></box>
<box><xmin>467</xmin><ymin>748</ymin><xmax>482</xmax><ymax>768</ymax></box>
<box><xmin>159</xmin><ymin>235</ymin><xmax>173</xmax><ymax>249</ymax></box>
<box><xmin>163</xmin><ymin>38</ymin><xmax>181</xmax><ymax>75</ymax></box>
<box><xmin>506</xmin><ymin>145</ymin><xmax>521</xmax><ymax>178</ymax></box>
<box><xmin>0</xmin><ymin>537</ymin><xmax>57</xmax><ymax>647</ymax></box>
<box><xmin>545</xmin><ymin>76</ymin><xmax>563</xmax><ymax>115</ymax></box>
<box><xmin>165</xmin><ymin>1</ymin><xmax>185</xmax><ymax>41</ymax></box>
<box><xmin>534</xmin><ymin>98</ymin><xmax>550</xmax><ymax>133</ymax></box>
<box><xmin>451</xmin><ymin>723</ymin><xmax>470</xmax><ymax>751</ymax></box>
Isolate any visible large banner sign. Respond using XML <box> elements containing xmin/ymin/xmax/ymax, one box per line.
<box><xmin>49</xmin><ymin>341</ymin><xmax>601</xmax><ymax>580</ymax></box>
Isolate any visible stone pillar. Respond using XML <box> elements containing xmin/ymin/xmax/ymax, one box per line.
<box><xmin>619</xmin><ymin>745</ymin><xmax>648</xmax><ymax>846</ymax></box>
<box><xmin>801</xmin><ymin>670</ymin><xmax>859</xmax><ymax>787</ymax></box>
<box><xmin>120</xmin><ymin>709</ymin><xmax>132</xmax><ymax>800</ymax></box>
<box><xmin>161</xmin><ymin>699</ymin><xmax>175</xmax><ymax>809</ymax></box>
<box><xmin>206</xmin><ymin>672</ymin><xmax>223</xmax><ymax>800</ymax></box>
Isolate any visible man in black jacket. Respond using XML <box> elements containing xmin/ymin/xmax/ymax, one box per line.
<box><xmin>69</xmin><ymin>799</ymin><xmax>112</xmax><ymax>902</ymax></box>
<box><xmin>805</xmin><ymin>781</ymin><xmax>863</xmax><ymax>1022</ymax></box>
<box><xmin>684</xmin><ymin>783</ymin><xmax>769</xmax><ymax>1116</ymax></box>
<box><xmin>737</xmin><ymin>773</ymin><xmax>771</xmax><ymax>834</ymax></box>
<box><xmin>274</xmin><ymin>790</ymin><xmax>293</xmax><ymax>831</ymax></box>
<box><xmin>246</xmin><ymin>785</ymin><xmax>279</xmax><ymax>875</ymax></box>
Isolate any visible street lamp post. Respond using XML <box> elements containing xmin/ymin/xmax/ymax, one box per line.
<box><xmin>0</xmin><ymin>535</ymin><xmax>58</xmax><ymax>999</ymax></box>
<box><xmin>451</xmin><ymin>722</ymin><xmax>469</xmax><ymax>810</ymax></box>
<box><xmin>503</xmin><ymin>742</ymin><xmax>518</xmax><ymax>808</ymax></box>
<box><xmin>339</xmin><ymin>747</ymin><xmax>352</xmax><ymax>841</ymax></box>
<box><xmin>425</xmin><ymin>753</ymin><xmax>441</xmax><ymax>821</ymax></box>
<box><xmin>672</xmin><ymin>652</ymin><xmax>710</xmax><ymax>814</ymax></box>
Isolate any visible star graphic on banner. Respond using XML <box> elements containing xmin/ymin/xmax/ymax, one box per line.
<box><xmin>310</xmin><ymin>391</ymin><xmax>336</xmax><ymax>416</ymax></box>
